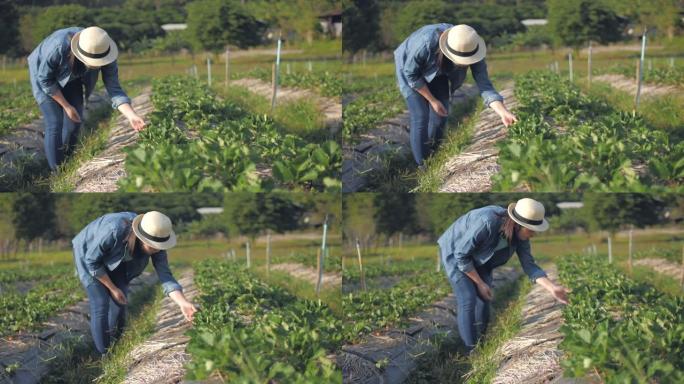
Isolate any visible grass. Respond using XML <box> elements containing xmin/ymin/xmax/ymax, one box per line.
<box><xmin>415</xmin><ymin>96</ymin><xmax>482</xmax><ymax>192</ymax></box>
<box><xmin>253</xmin><ymin>267</ymin><xmax>342</xmax><ymax>316</ymax></box>
<box><xmin>215</xmin><ymin>83</ymin><xmax>329</xmax><ymax>142</ymax></box>
<box><xmin>41</xmin><ymin>281</ymin><xmax>164</xmax><ymax>384</ymax></box>
<box><xmin>405</xmin><ymin>275</ymin><xmax>531</xmax><ymax>383</ymax></box>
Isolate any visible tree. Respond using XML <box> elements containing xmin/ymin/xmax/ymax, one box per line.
<box><xmin>34</xmin><ymin>5</ymin><xmax>93</xmax><ymax>43</ymax></box>
<box><xmin>373</xmin><ymin>193</ymin><xmax>416</xmax><ymax>239</ymax></box>
<box><xmin>394</xmin><ymin>0</ymin><xmax>451</xmax><ymax>42</ymax></box>
<box><xmin>186</xmin><ymin>0</ymin><xmax>265</xmax><ymax>50</ymax></box>
<box><xmin>224</xmin><ymin>193</ymin><xmax>303</xmax><ymax>239</ymax></box>
<box><xmin>0</xmin><ymin>0</ymin><xmax>19</xmax><ymax>55</ymax></box>
<box><xmin>582</xmin><ymin>193</ymin><xmax>665</xmax><ymax>234</ymax></box>
<box><xmin>343</xmin><ymin>0</ymin><xmax>381</xmax><ymax>54</ymax></box>
<box><xmin>11</xmin><ymin>193</ymin><xmax>56</xmax><ymax>244</ymax></box>
<box><xmin>548</xmin><ymin>0</ymin><xmax>625</xmax><ymax>48</ymax></box>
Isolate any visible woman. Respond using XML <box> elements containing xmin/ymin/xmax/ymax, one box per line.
<box><xmin>28</xmin><ymin>26</ymin><xmax>146</xmax><ymax>171</ymax></box>
<box><xmin>394</xmin><ymin>24</ymin><xmax>517</xmax><ymax>167</ymax></box>
<box><xmin>437</xmin><ymin>198</ymin><xmax>570</xmax><ymax>352</ymax></box>
<box><xmin>72</xmin><ymin>210</ymin><xmax>197</xmax><ymax>355</ymax></box>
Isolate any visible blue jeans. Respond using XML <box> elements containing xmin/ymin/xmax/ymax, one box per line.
<box><xmin>85</xmin><ymin>261</ymin><xmax>129</xmax><ymax>355</ymax></box>
<box><xmin>450</xmin><ymin>266</ymin><xmax>493</xmax><ymax>352</ymax></box>
<box><xmin>405</xmin><ymin>75</ymin><xmax>450</xmax><ymax>166</ymax></box>
<box><xmin>38</xmin><ymin>80</ymin><xmax>84</xmax><ymax>170</ymax></box>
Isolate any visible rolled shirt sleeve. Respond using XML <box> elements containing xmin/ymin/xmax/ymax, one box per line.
<box><xmin>453</xmin><ymin>219</ymin><xmax>493</xmax><ymax>274</ymax></box>
<box><xmin>100</xmin><ymin>61</ymin><xmax>132</xmax><ymax>109</ymax></box>
<box><xmin>516</xmin><ymin>240</ymin><xmax>547</xmax><ymax>283</ymax></box>
<box><xmin>151</xmin><ymin>251</ymin><xmax>182</xmax><ymax>296</ymax></box>
<box><xmin>84</xmin><ymin>228</ymin><xmax>118</xmax><ymax>279</ymax></box>
<box><xmin>37</xmin><ymin>49</ymin><xmax>63</xmax><ymax>97</ymax></box>
<box><xmin>402</xmin><ymin>42</ymin><xmax>429</xmax><ymax>91</ymax></box>
<box><xmin>470</xmin><ymin>59</ymin><xmax>504</xmax><ymax>108</ymax></box>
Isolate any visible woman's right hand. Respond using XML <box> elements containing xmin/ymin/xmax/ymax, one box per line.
<box><xmin>476</xmin><ymin>282</ymin><xmax>493</xmax><ymax>301</ymax></box>
<box><xmin>64</xmin><ymin>105</ymin><xmax>82</xmax><ymax>123</ymax></box>
<box><xmin>110</xmin><ymin>287</ymin><xmax>128</xmax><ymax>305</ymax></box>
<box><xmin>430</xmin><ymin>99</ymin><xmax>448</xmax><ymax>117</ymax></box>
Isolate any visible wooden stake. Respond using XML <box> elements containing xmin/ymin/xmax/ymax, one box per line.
<box><xmin>587</xmin><ymin>41</ymin><xmax>592</xmax><ymax>88</ymax></box>
<box><xmin>635</xmin><ymin>30</ymin><xmax>647</xmax><ymax>113</ymax></box>
<box><xmin>437</xmin><ymin>247</ymin><xmax>441</xmax><ymax>273</ymax></box>
<box><xmin>568</xmin><ymin>52</ymin><xmax>573</xmax><ymax>82</ymax></box>
<box><xmin>628</xmin><ymin>229</ymin><xmax>633</xmax><ymax>274</ymax></box>
<box><xmin>608</xmin><ymin>235</ymin><xmax>612</xmax><ymax>264</ymax></box>
<box><xmin>266</xmin><ymin>230</ymin><xmax>271</xmax><ymax>276</ymax></box>
<box><xmin>207</xmin><ymin>57</ymin><xmax>211</xmax><ymax>87</ymax></box>
<box><xmin>224</xmin><ymin>48</ymin><xmax>230</xmax><ymax>88</ymax></box>
<box><xmin>246</xmin><ymin>240</ymin><xmax>251</xmax><ymax>268</ymax></box>
<box><xmin>356</xmin><ymin>238</ymin><xmax>366</xmax><ymax>291</ymax></box>
<box><xmin>315</xmin><ymin>248</ymin><xmax>322</xmax><ymax>295</ymax></box>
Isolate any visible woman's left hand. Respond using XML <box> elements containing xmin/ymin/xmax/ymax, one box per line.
<box><xmin>180</xmin><ymin>301</ymin><xmax>198</xmax><ymax>322</ymax></box>
<box><xmin>550</xmin><ymin>284</ymin><xmax>571</xmax><ymax>305</ymax></box>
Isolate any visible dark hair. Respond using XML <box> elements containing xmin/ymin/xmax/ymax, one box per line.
<box><xmin>497</xmin><ymin>211</ymin><xmax>520</xmax><ymax>244</ymax></box>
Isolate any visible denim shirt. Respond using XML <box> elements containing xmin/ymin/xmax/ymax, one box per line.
<box><xmin>394</xmin><ymin>24</ymin><xmax>504</xmax><ymax>107</ymax></box>
<box><xmin>72</xmin><ymin>212</ymin><xmax>183</xmax><ymax>296</ymax></box>
<box><xmin>28</xmin><ymin>27</ymin><xmax>131</xmax><ymax>109</ymax></box>
<box><xmin>437</xmin><ymin>205</ymin><xmax>547</xmax><ymax>284</ymax></box>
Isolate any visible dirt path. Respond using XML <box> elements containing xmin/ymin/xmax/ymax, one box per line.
<box><xmin>438</xmin><ymin>87</ymin><xmax>517</xmax><ymax>192</ymax></box>
<box><xmin>338</xmin><ymin>266</ymin><xmax>522</xmax><ymax>384</ymax></box>
<box><xmin>342</xmin><ymin>84</ymin><xmax>480</xmax><ymax>192</ymax></box>
<box><xmin>593</xmin><ymin>74</ymin><xmax>680</xmax><ymax>98</ymax></box>
<box><xmin>71</xmin><ymin>87</ymin><xmax>153</xmax><ymax>192</ymax></box>
<box><xmin>231</xmin><ymin>77</ymin><xmax>341</xmax><ymax>134</ymax></box>
<box><xmin>0</xmin><ymin>272</ymin><xmax>158</xmax><ymax>384</ymax></box>
<box><xmin>634</xmin><ymin>258</ymin><xmax>683</xmax><ymax>280</ymax></box>
<box><xmin>488</xmin><ymin>267</ymin><xmax>572</xmax><ymax>384</ymax></box>
<box><xmin>123</xmin><ymin>270</ymin><xmax>198</xmax><ymax>384</ymax></box>
<box><xmin>0</xmin><ymin>92</ymin><xmax>110</xmax><ymax>188</ymax></box>
<box><xmin>270</xmin><ymin>262</ymin><xmax>342</xmax><ymax>288</ymax></box>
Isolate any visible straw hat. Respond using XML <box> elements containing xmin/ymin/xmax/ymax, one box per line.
<box><xmin>507</xmin><ymin>198</ymin><xmax>549</xmax><ymax>232</ymax></box>
<box><xmin>438</xmin><ymin>24</ymin><xmax>486</xmax><ymax>66</ymax></box>
<box><xmin>132</xmin><ymin>211</ymin><xmax>177</xmax><ymax>250</ymax></box>
<box><xmin>70</xmin><ymin>26</ymin><xmax>118</xmax><ymax>67</ymax></box>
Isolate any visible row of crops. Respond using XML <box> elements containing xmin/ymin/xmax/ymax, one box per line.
<box><xmin>186</xmin><ymin>259</ymin><xmax>344</xmax><ymax>382</ymax></box>
<box><xmin>342</xmin><ymin>74</ymin><xmax>404</xmax><ymax>141</ymax></box>
<box><xmin>558</xmin><ymin>254</ymin><xmax>684</xmax><ymax>382</ymax></box>
<box><xmin>0</xmin><ymin>265</ymin><xmax>82</xmax><ymax>335</ymax></box>
<box><xmin>118</xmin><ymin>76</ymin><xmax>341</xmax><ymax>192</ymax></box>
<box><xmin>0</xmin><ymin>85</ymin><xmax>39</xmax><ymax>137</ymax></box>
<box><xmin>603</xmin><ymin>63</ymin><xmax>684</xmax><ymax>86</ymax></box>
<box><xmin>238</xmin><ymin>67</ymin><xmax>343</xmax><ymax>97</ymax></box>
<box><xmin>494</xmin><ymin>71</ymin><xmax>684</xmax><ymax>191</ymax></box>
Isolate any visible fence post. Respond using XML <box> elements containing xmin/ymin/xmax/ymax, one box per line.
<box><xmin>608</xmin><ymin>235</ymin><xmax>612</xmax><ymax>264</ymax></box>
<box><xmin>355</xmin><ymin>238</ymin><xmax>366</xmax><ymax>291</ymax></box>
<box><xmin>271</xmin><ymin>37</ymin><xmax>282</xmax><ymax>112</ymax></box>
<box><xmin>587</xmin><ymin>41</ymin><xmax>592</xmax><ymax>88</ymax></box>
<box><xmin>225</xmin><ymin>47</ymin><xmax>230</xmax><ymax>88</ymax></box>
<box><xmin>670</xmin><ymin>57</ymin><xmax>675</xmax><ymax>68</ymax></box>
<box><xmin>437</xmin><ymin>247</ymin><xmax>441</xmax><ymax>273</ymax></box>
<box><xmin>308</xmin><ymin>60</ymin><xmax>312</xmax><ymax>72</ymax></box>
<box><xmin>316</xmin><ymin>214</ymin><xmax>329</xmax><ymax>295</ymax></box>
<box><xmin>266</xmin><ymin>230</ymin><xmax>271</xmax><ymax>276</ymax></box>
<box><xmin>246</xmin><ymin>240</ymin><xmax>251</xmax><ymax>268</ymax></box>
<box><xmin>568</xmin><ymin>52</ymin><xmax>573</xmax><ymax>82</ymax></box>
<box><xmin>628</xmin><ymin>228</ymin><xmax>633</xmax><ymax>274</ymax></box>
<box><xmin>207</xmin><ymin>56</ymin><xmax>212</xmax><ymax>87</ymax></box>
<box><xmin>634</xmin><ymin>30</ymin><xmax>647</xmax><ymax>113</ymax></box>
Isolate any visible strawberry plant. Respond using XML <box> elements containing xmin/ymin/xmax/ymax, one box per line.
<box><xmin>342</xmin><ymin>75</ymin><xmax>404</xmax><ymax>141</ymax></box>
<box><xmin>186</xmin><ymin>260</ymin><xmax>344</xmax><ymax>382</ymax></box>
<box><xmin>0</xmin><ymin>84</ymin><xmax>40</xmax><ymax>137</ymax></box>
<box><xmin>558</xmin><ymin>254</ymin><xmax>684</xmax><ymax>382</ymax></box>
<box><xmin>493</xmin><ymin>71</ymin><xmax>683</xmax><ymax>191</ymax></box>
<box><xmin>118</xmin><ymin>76</ymin><xmax>341</xmax><ymax>192</ymax></box>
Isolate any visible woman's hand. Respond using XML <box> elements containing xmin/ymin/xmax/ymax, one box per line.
<box><xmin>110</xmin><ymin>287</ymin><xmax>128</xmax><ymax>305</ymax></box>
<box><xmin>489</xmin><ymin>100</ymin><xmax>518</xmax><ymax>127</ymax></box>
<box><xmin>117</xmin><ymin>103</ymin><xmax>146</xmax><ymax>131</ymax></box>
<box><xmin>64</xmin><ymin>105</ymin><xmax>82</xmax><ymax>123</ymax></box>
<box><xmin>179</xmin><ymin>301</ymin><xmax>198</xmax><ymax>322</ymax></box>
<box><xmin>430</xmin><ymin>99</ymin><xmax>448</xmax><ymax>117</ymax></box>
<box><xmin>476</xmin><ymin>282</ymin><xmax>493</xmax><ymax>301</ymax></box>
<box><xmin>128</xmin><ymin>114</ymin><xmax>146</xmax><ymax>131</ymax></box>
<box><xmin>550</xmin><ymin>284</ymin><xmax>571</xmax><ymax>305</ymax></box>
